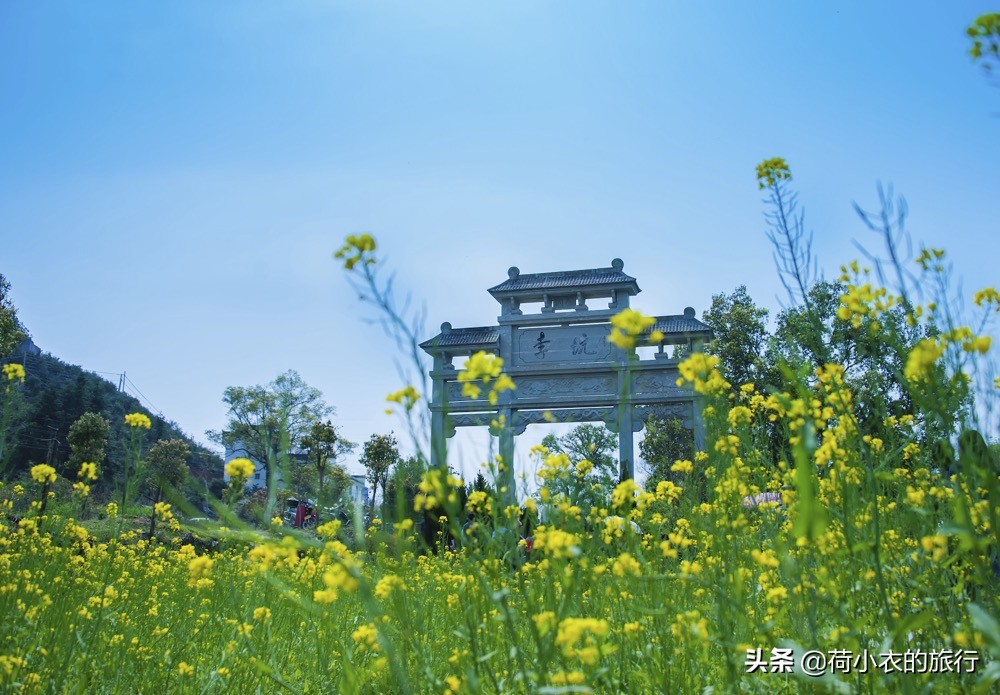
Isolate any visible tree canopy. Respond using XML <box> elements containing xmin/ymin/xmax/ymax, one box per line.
<box><xmin>67</xmin><ymin>412</ymin><xmax>110</xmax><ymax>474</ymax></box>
<box><xmin>300</xmin><ymin>419</ymin><xmax>355</xmax><ymax>505</ymax></box>
<box><xmin>209</xmin><ymin>370</ymin><xmax>331</xmax><ymax>477</ymax></box>
<box><xmin>360</xmin><ymin>432</ymin><xmax>400</xmax><ymax>515</ymax></box>
<box><xmin>701</xmin><ymin>285</ymin><xmax>769</xmax><ymax>390</ymax></box>
<box><xmin>0</xmin><ymin>273</ymin><xmax>27</xmax><ymax>358</ymax></box>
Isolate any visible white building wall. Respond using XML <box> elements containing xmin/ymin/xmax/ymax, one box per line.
<box><xmin>348</xmin><ymin>475</ymin><xmax>368</xmax><ymax>507</ymax></box>
<box><xmin>223</xmin><ymin>441</ymin><xmax>267</xmax><ymax>490</ymax></box>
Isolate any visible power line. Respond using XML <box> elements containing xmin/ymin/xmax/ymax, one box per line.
<box><xmin>123</xmin><ymin>374</ymin><xmax>164</xmax><ymax>418</ymax></box>
<box><xmin>88</xmin><ymin>368</ymin><xmax>165</xmax><ymax>418</ymax></box>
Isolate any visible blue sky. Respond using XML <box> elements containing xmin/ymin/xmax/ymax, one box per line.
<box><xmin>2</xmin><ymin>2</ymin><xmax>998</xmax><ymax>481</ymax></box>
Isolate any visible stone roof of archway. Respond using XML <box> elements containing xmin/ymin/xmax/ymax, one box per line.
<box><xmin>487</xmin><ymin>259</ymin><xmax>638</xmax><ymax>297</ymax></box>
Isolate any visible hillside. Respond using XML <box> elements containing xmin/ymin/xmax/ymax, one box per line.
<box><xmin>4</xmin><ymin>339</ymin><xmax>222</xmax><ymax>492</ymax></box>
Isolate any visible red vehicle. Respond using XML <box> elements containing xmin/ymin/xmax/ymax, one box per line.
<box><xmin>284</xmin><ymin>498</ymin><xmax>318</xmax><ymax>529</ymax></box>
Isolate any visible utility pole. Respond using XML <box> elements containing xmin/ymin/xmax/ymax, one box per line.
<box><xmin>44</xmin><ymin>425</ymin><xmax>59</xmax><ymax>468</ymax></box>
<box><xmin>118</xmin><ymin>371</ymin><xmax>125</xmax><ymax>393</ymax></box>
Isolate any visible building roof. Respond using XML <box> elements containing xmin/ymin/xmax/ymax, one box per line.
<box><xmin>419</xmin><ymin>325</ymin><xmax>500</xmax><ymax>350</ymax></box>
<box><xmin>488</xmin><ymin>259</ymin><xmax>638</xmax><ymax>296</ymax></box>
<box><xmin>650</xmin><ymin>313</ymin><xmax>712</xmax><ymax>336</ymax></box>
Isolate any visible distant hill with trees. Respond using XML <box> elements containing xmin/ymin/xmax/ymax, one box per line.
<box><xmin>4</xmin><ymin>338</ymin><xmax>222</xmax><ymax>495</ymax></box>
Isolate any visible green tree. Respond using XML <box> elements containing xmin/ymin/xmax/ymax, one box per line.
<box><xmin>326</xmin><ymin>464</ymin><xmax>354</xmax><ymax>509</ymax></box>
<box><xmin>383</xmin><ymin>455</ymin><xmax>425</xmax><ymax>520</ymax></box>
<box><xmin>639</xmin><ymin>417</ymin><xmax>695</xmax><ymax>489</ymax></box>
<box><xmin>767</xmin><ymin>280</ymin><xmax>927</xmax><ymax>435</ymax></box>
<box><xmin>145</xmin><ymin>438</ymin><xmax>190</xmax><ymax>537</ymax></box>
<box><xmin>701</xmin><ymin>286</ymin><xmax>770</xmax><ymax>389</ymax></box>
<box><xmin>300</xmin><ymin>419</ymin><xmax>355</xmax><ymax>506</ymax></box>
<box><xmin>540</xmin><ymin>424</ymin><xmax>619</xmax><ymax>515</ymax></box>
<box><xmin>208</xmin><ymin>370</ymin><xmax>332</xmax><ymax>519</ymax></box>
<box><xmin>471</xmin><ymin>471</ymin><xmax>491</xmax><ymax>495</ymax></box>
<box><xmin>360</xmin><ymin>432</ymin><xmax>400</xmax><ymax>516</ymax></box>
<box><xmin>0</xmin><ymin>273</ymin><xmax>27</xmax><ymax>358</ymax></box>
<box><xmin>67</xmin><ymin>412</ymin><xmax>110</xmax><ymax>476</ymax></box>
<box><xmin>541</xmin><ymin>424</ymin><xmax>617</xmax><ymax>477</ymax></box>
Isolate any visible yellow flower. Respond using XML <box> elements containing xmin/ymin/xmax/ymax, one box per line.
<box><xmin>607</xmin><ymin>308</ymin><xmax>657</xmax><ymax>349</ymax></box>
<box><xmin>466</xmin><ymin>490</ymin><xmax>492</xmax><ymax>516</ymax></box>
<box><xmin>317</xmin><ymin>519</ymin><xmax>343</xmax><ymax>538</ymax></box>
<box><xmin>655</xmin><ymin>480</ymin><xmax>683</xmax><ymax>502</ymax></box>
<box><xmin>153</xmin><ymin>502</ymin><xmax>173</xmax><ymax>522</ymax></box>
<box><xmin>335</xmin><ymin>233</ymin><xmax>377</xmax><ymax>270</ymax></box>
<box><xmin>611</xmin><ymin>479</ymin><xmax>640</xmax><ymax>510</ymax></box>
<box><xmin>456</xmin><ymin>351</ymin><xmax>514</xmax><ymax>404</ymax></box>
<box><xmin>756</xmin><ymin>157</ymin><xmax>791</xmax><ymax>189</ymax></box>
<box><xmin>727</xmin><ymin>406</ymin><xmax>753</xmax><ymax>427</ymax></box>
<box><xmin>533</xmin><ymin>526</ymin><xmax>581</xmax><ymax>559</ymax></box>
<box><xmin>904</xmin><ymin>338</ymin><xmax>945</xmax><ymax>383</ymax></box>
<box><xmin>974</xmin><ymin>287</ymin><xmax>1000</xmax><ymax>308</ymax></box>
<box><xmin>322</xmin><ymin>562</ymin><xmax>359</xmax><ymax>594</ymax></box>
<box><xmin>963</xmin><ymin>336</ymin><xmax>991</xmax><ymax>354</ymax></box>
<box><xmin>916</xmin><ymin>247</ymin><xmax>946</xmax><ymax>271</ymax></box>
<box><xmin>493</xmin><ymin>373</ymin><xmax>516</xmax><ymax>393</ymax></box>
<box><xmin>188</xmin><ymin>555</ymin><xmax>214</xmax><ymax>580</ymax></box>
<box><xmin>611</xmin><ymin>552</ymin><xmax>641</xmax><ymax>577</ymax></box>
<box><xmin>2</xmin><ymin>363</ymin><xmax>25</xmax><ymax>383</ymax></box>
<box><xmin>177</xmin><ymin>662</ymin><xmax>194</xmax><ymax>677</ymax></box>
<box><xmin>906</xmin><ymin>486</ymin><xmax>926</xmax><ymax>507</ymax></box>
<box><xmin>386</xmin><ymin>385</ymin><xmax>420</xmax><ymax>411</ymax></box>
<box><xmin>766</xmin><ymin>586</ymin><xmax>789</xmax><ymax>604</ymax></box>
<box><xmin>414</xmin><ymin>468</ymin><xmax>463</xmax><ymax>512</ymax></box>
<box><xmin>551</xmin><ymin>671</ymin><xmax>586</xmax><ymax>685</ymax></box>
<box><xmin>533</xmin><ymin>611</ymin><xmax>557</xmax><ymax>636</ymax></box>
<box><xmin>555</xmin><ymin>617</ymin><xmax>610</xmax><ymax>661</ymax></box>
<box><xmin>374</xmin><ymin>574</ymin><xmax>406</xmax><ymax>599</ymax></box>
<box><xmin>253</xmin><ymin>607</ymin><xmax>271</xmax><ymax>622</ymax></box>
<box><xmin>225</xmin><ymin>457</ymin><xmax>255</xmax><ymax>480</ymax></box>
<box><xmin>106</xmin><ymin>501</ymin><xmax>119</xmax><ymax>518</ymax></box>
<box><xmin>30</xmin><ymin>464</ymin><xmax>56</xmax><ymax>485</ymax></box>
<box><xmin>920</xmin><ymin>534</ymin><xmax>948</xmax><ymax>561</ymax></box>
<box><xmin>352</xmin><ymin>623</ymin><xmax>379</xmax><ymax>650</ymax></box>
<box><xmin>77</xmin><ymin>462</ymin><xmax>98</xmax><ymax>481</ymax></box>
<box><xmin>750</xmin><ymin>548</ymin><xmax>780</xmax><ymax>569</ymax></box>
<box><xmin>677</xmin><ymin>353</ymin><xmax>731</xmax><ymax>396</ymax></box>
<box><xmin>124</xmin><ymin>412</ymin><xmax>152</xmax><ymax>429</ymax></box>
<box><xmin>670</xmin><ymin>459</ymin><xmax>693</xmax><ymax>474</ymax></box>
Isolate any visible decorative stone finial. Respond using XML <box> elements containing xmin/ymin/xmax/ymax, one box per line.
<box><xmin>683</xmin><ymin>307</ymin><xmax>695</xmax><ymax>318</ymax></box>
<box><xmin>611</xmin><ymin>258</ymin><xmax>624</xmax><ymax>271</ymax></box>
<box><xmin>441</xmin><ymin>321</ymin><xmax>452</xmax><ymax>333</ymax></box>
<box><xmin>507</xmin><ymin>266</ymin><xmax>520</xmax><ymax>280</ymax></box>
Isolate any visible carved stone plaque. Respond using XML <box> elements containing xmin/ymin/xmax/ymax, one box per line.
<box><xmin>514</xmin><ymin>324</ymin><xmax>613</xmax><ymax>366</ymax></box>
<box><xmin>632</xmin><ymin>371</ymin><xmax>683</xmax><ymax>398</ymax></box>
<box><xmin>514</xmin><ymin>374</ymin><xmax>616</xmax><ymax>399</ymax></box>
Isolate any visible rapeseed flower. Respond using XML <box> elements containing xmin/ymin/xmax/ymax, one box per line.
<box><xmin>756</xmin><ymin>157</ymin><xmax>791</xmax><ymax>189</ymax></box>
<box><xmin>607</xmin><ymin>308</ymin><xmax>662</xmax><ymax>349</ymax></box>
<box><xmin>225</xmin><ymin>457</ymin><xmax>255</xmax><ymax>480</ymax></box>
<box><xmin>124</xmin><ymin>412</ymin><xmax>152</xmax><ymax>429</ymax></box>
<box><xmin>77</xmin><ymin>462</ymin><xmax>98</xmax><ymax>481</ymax></box>
<box><xmin>904</xmin><ymin>338</ymin><xmax>945</xmax><ymax>383</ymax></box>
<box><xmin>31</xmin><ymin>464</ymin><xmax>56</xmax><ymax>484</ymax></box>
<box><xmin>335</xmin><ymin>233</ymin><xmax>377</xmax><ymax>270</ymax></box>
<box><xmin>2</xmin><ymin>363</ymin><xmax>25</xmax><ymax>383</ymax></box>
